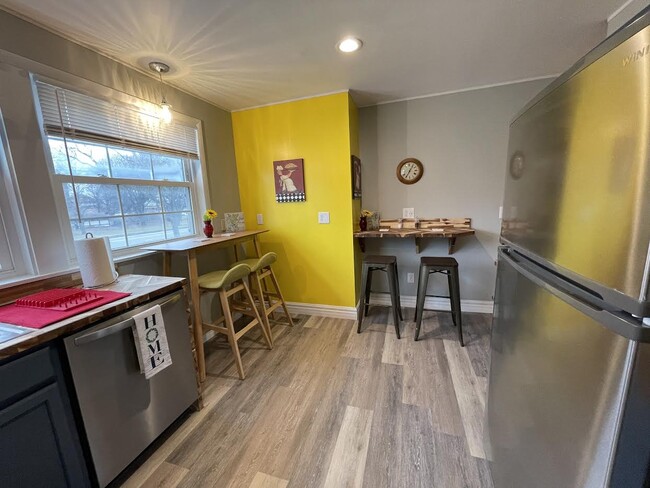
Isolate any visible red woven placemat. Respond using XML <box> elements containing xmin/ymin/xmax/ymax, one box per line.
<box><xmin>0</xmin><ymin>290</ymin><xmax>131</xmax><ymax>329</ymax></box>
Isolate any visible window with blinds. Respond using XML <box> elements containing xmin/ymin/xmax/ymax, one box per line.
<box><xmin>35</xmin><ymin>81</ymin><xmax>203</xmax><ymax>251</ymax></box>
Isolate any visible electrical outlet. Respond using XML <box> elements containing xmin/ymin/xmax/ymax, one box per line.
<box><xmin>407</xmin><ymin>272</ymin><xmax>415</xmax><ymax>283</ymax></box>
<box><xmin>318</xmin><ymin>212</ymin><xmax>330</xmax><ymax>224</ymax></box>
<box><xmin>403</xmin><ymin>207</ymin><xmax>415</xmax><ymax>219</ymax></box>
<box><xmin>256</xmin><ymin>213</ymin><xmax>264</xmax><ymax>225</ymax></box>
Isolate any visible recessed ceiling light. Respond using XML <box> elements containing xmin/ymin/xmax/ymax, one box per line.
<box><xmin>337</xmin><ymin>37</ymin><xmax>363</xmax><ymax>53</ymax></box>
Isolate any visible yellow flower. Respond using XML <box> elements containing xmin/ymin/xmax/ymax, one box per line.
<box><xmin>361</xmin><ymin>209</ymin><xmax>374</xmax><ymax>217</ymax></box>
<box><xmin>203</xmin><ymin>209</ymin><xmax>218</xmax><ymax>221</ymax></box>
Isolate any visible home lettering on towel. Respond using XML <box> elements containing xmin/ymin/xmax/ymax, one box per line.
<box><xmin>132</xmin><ymin>304</ymin><xmax>172</xmax><ymax>379</ymax></box>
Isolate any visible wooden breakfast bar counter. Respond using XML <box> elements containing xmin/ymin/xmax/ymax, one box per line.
<box><xmin>354</xmin><ymin>218</ymin><xmax>475</xmax><ymax>254</ymax></box>
<box><xmin>354</xmin><ymin>227</ymin><xmax>475</xmax><ymax>254</ymax></box>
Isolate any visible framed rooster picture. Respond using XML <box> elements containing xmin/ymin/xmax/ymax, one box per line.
<box><xmin>274</xmin><ymin>158</ymin><xmax>306</xmax><ymax>203</ymax></box>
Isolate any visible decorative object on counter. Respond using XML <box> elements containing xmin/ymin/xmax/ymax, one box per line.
<box><xmin>0</xmin><ymin>289</ymin><xmax>131</xmax><ymax>329</ymax></box>
<box><xmin>396</xmin><ymin>157</ymin><xmax>424</xmax><ymax>184</ymax></box>
<box><xmin>360</xmin><ymin>209</ymin><xmax>374</xmax><ymax>231</ymax></box>
<box><xmin>224</xmin><ymin>212</ymin><xmax>245</xmax><ymax>232</ymax></box>
<box><xmin>368</xmin><ymin>211</ymin><xmax>380</xmax><ymax>231</ymax></box>
<box><xmin>352</xmin><ymin>155</ymin><xmax>362</xmax><ymax>199</ymax></box>
<box><xmin>74</xmin><ymin>234</ymin><xmax>118</xmax><ymax>288</ymax></box>
<box><xmin>202</xmin><ymin>209</ymin><xmax>218</xmax><ymax>237</ymax></box>
<box><xmin>274</xmin><ymin>158</ymin><xmax>306</xmax><ymax>202</ymax></box>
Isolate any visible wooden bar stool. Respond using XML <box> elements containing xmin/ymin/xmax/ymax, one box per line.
<box><xmin>232</xmin><ymin>252</ymin><xmax>294</xmax><ymax>333</ymax></box>
<box><xmin>358</xmin><ymin>255</ymin><xmax>402</xmax><ymax>338</ymax></box>
<box><xmin>414</xmin><ymin>256</ymin><xmax>464</xmax><ymax>346</ymax></box>
<box><xmin>198</xmin><ymin>263</ymin><xmax>273</xmax><ymax>379</ymax></box>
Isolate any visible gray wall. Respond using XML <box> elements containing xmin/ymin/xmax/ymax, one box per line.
<box><xmin>0</xmin><ymin>10</ymin><xmax>241</xmax><ymax>318</ymax></box>
<box><xmin>359</xmin><ymin>79</ymin><xmax>551</xmax><ymax>302</ymax></box>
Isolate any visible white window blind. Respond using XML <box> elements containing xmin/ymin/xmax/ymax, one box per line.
<box><xmin>34</xmin><ymin>81</ymin><xmax>206</xmax><ymax>252</ymax></box>
<box><xmin>36</xmin><ymin>82</ymin><xmax>199</xmax><ymax>158</ymax></box>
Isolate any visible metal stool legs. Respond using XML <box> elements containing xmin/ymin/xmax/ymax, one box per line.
<box><xmin>414</xmin><ymin>262</ymin><xmax>464</xmax><ymax>346</ymax></box>
<box><xmin>357</xmin><ymin>261</ymin><xmax>401</xmax><ymax>339</ymax></box>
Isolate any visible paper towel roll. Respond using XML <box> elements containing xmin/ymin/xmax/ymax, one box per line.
<box><xmin>74</xmin><ymin>236</ymin><xmax>118</xmax><ymax>288</ymax></box>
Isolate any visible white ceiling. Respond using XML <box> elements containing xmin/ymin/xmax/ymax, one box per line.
<box><xmin>0</xmin><ymin>0</ymin><xmax>624</xmax><ymax>111</ymax></box>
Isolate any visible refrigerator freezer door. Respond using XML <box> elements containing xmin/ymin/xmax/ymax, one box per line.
<box><xmin>501</xmin><ymin>20</ymin><xmax>650</xmax><ymax>313</ymax></box>
<box><xmin>486</xmin><ymin>250</ymin><xmax>637</xmax><ymax>488</ymax></box>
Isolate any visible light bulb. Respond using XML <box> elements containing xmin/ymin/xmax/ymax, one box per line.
<box><xmin>160</xmin><ymin>102</ymin><xmax>172</xmax><ymax>124</ymax></box>
<box><xmin>337</xmin><ymin>37</ymin><xmax>363</xmax><ymax>53</ymax></box>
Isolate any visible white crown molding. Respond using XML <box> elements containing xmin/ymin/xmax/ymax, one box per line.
<box><xmin>607</xmin><ymin>0</ymin><xmax>638</xmax><ymax>22</ymax></box>
<box><xmin>285</xmin><ymin>301</ymin><xmax>357</xmax><ymax>320</ymax></box>
<box><xmin>369</xmin><ymin>293</ymin><xmax>494</xmax><ymax>314</ymax></box>
<box><xmin>231</xmin><ymin>90</ymin><xmax>350</xmax><ymax>113</ymax></box>
<box><xmin>362</xmin><ymin>74</ymin><xmax>559</xmax><ymax>108</ymax></box>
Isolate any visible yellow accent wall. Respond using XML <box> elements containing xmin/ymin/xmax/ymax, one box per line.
<box><xmin>232</xmin><ymin>92</ymin><xmax>358</xmax><ymax>307</ymax></box>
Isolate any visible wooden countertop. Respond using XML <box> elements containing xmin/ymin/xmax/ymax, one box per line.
<box><xmin>141</xmin><ymin>229</ymin><xmax>268</xmax><ymax>253</ymax></box>
<box><xmin>0</xmin><ymin>274</ymin><xmax>186</xmax><ymax>360</ymax></box>
<box><xmin>353</xmin><ymin>227</ymin><xmax>475</xmax><ymax>254</ymax></box>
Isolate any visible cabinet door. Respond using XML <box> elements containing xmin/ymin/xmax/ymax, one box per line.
<box><xmin>0</xmin><ymin>382</ymin><xmax>89</xmax><ymax>488</ymax></box>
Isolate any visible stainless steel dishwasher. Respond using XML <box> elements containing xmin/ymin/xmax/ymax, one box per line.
<box><xmin>64</xmin><ymin>288</ymin><xmax>197</xmax><ymax>488</ymax></box>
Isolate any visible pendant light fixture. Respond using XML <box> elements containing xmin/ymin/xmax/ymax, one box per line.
<box><xmin>149</xmin><ymin>61</ymin><xmax>173</xmax><ymax>124</ymax></box>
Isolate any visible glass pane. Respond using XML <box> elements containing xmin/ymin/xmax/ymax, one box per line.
<box><xmin>164</xmin><ymin>212</ymin><xmax>195</xmax><ymax>239</ymax></box>
<box><xmin>72</xmin><ymin>218</ymin><xmax>126</xmax><ymax>250</ymax></box>
<box><xmin>161</xmin><ymin>186</ymin><xmax>192</xmax><ymax>212</ymax></box>
<box><xmin>108</xmin><ymin>148</ymin><xmax>152</xmax><ymax>180</ymax></box>
<box><xmin>124</xmin><ymin>214</ymin><xmax>165</xmax><ymax>246</ymax></box>
<box><xmin>61</xmin><ymin>183</ymin><xmax>79</xmax><ymax>220</ymax></box>
<box><xmin>119</xmin><ymin>185</ymin><xmax>161</xmax><ymax>215</ymax></box>
<box><xmin>48</xmin><ymin>138</ymin><xmax>109</xmax><ymax>177</ymax></box>
<box><xmin>74</xmin><ymin>184</ymin><xmax>121</xmax><ymax>218</ymax></box>
<box><xmin>152</xmin><ymin>155</ymin><xmax>186</xmax><ymax>182</ymax></box>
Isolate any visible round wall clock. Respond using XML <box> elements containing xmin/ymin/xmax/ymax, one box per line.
<box><xmin>396</xmin><ymin>158</ymin><xmax>424</xmax><ymax>184</ymax></box>
<box><xmin>509</xmin><ymin>151</ymin><xmax>525</xmax><ymax>180</ymax></box>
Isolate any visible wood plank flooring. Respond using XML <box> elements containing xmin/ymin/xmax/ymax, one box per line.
<box><xmin>117</xmin><ymin>307</ymin><xmax>494</xmax><ymax>488</ymax></box>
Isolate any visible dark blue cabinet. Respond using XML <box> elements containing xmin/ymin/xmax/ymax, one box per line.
<box><xmin>0</xmin><ymin>346</ymin><xmax>89</xmax><ymax>488</ymax></box>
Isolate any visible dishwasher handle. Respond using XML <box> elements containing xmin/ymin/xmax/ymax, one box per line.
<box><xmin>73</xmin><ymin>293</ymin><xmax>181</xmax><ymax>346</ymax></box>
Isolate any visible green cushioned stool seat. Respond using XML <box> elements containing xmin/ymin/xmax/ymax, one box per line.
<box><xmin>198</xmin><ymin>263</ymin><xmax>252</xmax><ymax>290</ymax></box>
<box><xmin>231</xmin><ymin>252</ymin><xmax>277</xmax><ymax>273</ymax></box>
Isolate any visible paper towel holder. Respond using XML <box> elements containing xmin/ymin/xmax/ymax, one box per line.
<box><xmin>81</xmin><ymin>233</ymin><xmax>119</xmax><ymax>288</ymax></box>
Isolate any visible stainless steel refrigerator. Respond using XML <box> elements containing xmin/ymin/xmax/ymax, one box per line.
<box><xmin>485</xmin><ymin>9</ymin><xmax>650</xmax><ymax>488</ymax></box>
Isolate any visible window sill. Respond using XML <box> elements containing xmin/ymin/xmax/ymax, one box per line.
<box><xmin>0</xmin><ymin>248</ymin><xmax>168</xmax><ymax>291</ymax></box>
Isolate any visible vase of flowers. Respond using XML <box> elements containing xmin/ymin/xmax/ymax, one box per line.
<box><xmin>203</xmin><ymin>209</ymin><xmax>218</xmax><ymax>238</ymax></box>
<box><xmin>360</xmin><ymin>209</ymin><xmax>374</xmax><ymax>231</ymax></box>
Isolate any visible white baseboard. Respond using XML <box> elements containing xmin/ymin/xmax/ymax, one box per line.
<box><xmin>369</xmin><ymin>292</ymin><xmax>494</xmax><ymax>314</ymax></box>
<box><xmin>285</xmin><ymin>301</ymin><xmax>357</xmax><ymax>320</ymax></box>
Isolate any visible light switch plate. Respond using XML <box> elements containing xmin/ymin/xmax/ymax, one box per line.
<box><xmin>498</xmin><ymin>206</ymin><xmax>503</xmax><ymax>219</ymax></box>
<box><xmin>318</xmin><ymin>212</ymin><xmax>330</xmax><ymax>224</ymax></box>
<box><xmin>407</xmin><ymin>273</ymin><xmax>415</xmax><ymax>283</ymax></box>
<box><xmin>256</xmin><ymin>213</ymin><xmax>264</xmax><ymax>225</ymax></box>
<box><xmin>403</xmin><ymin>207</ymin><xmax>415</xmax><ymax>219</ymax></box>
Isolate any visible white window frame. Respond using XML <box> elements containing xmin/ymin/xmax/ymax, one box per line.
<box><xmin>31</xmin><ymin>76</ymin><xmax>210</xmax><ymax>261</ymax></box>
<box><xmin>0</xmin><ymin>108</ymin><xmax>36</xmax><ymax>281</ymax></box>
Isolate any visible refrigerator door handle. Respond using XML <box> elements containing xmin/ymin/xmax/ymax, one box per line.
<box><xmin>499</xmin><ymin>247</ymin><xmax>650</xmax><ymax>342</ymax></box>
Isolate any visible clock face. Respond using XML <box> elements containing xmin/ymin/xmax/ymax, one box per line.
<box><xmin>396</xmin><ymin>158</ymin><xmax>423</xmax><ymax>184</ymax></box>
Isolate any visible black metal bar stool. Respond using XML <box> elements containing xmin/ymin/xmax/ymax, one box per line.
<box><xmin>357</xmin><ymin>255</ymin><xmax>403</xmax><ymax>338</ymax></box>
<box><xmin>414</xmin><ymin>256</ymin><xmax>464</xmax><ymax>346</ymax></box>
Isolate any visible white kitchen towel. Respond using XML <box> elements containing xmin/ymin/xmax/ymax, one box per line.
<box><xmin>132</xmin><ymin>304</ymin><xmax>172</xmax><ymax>379</ymax></box>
